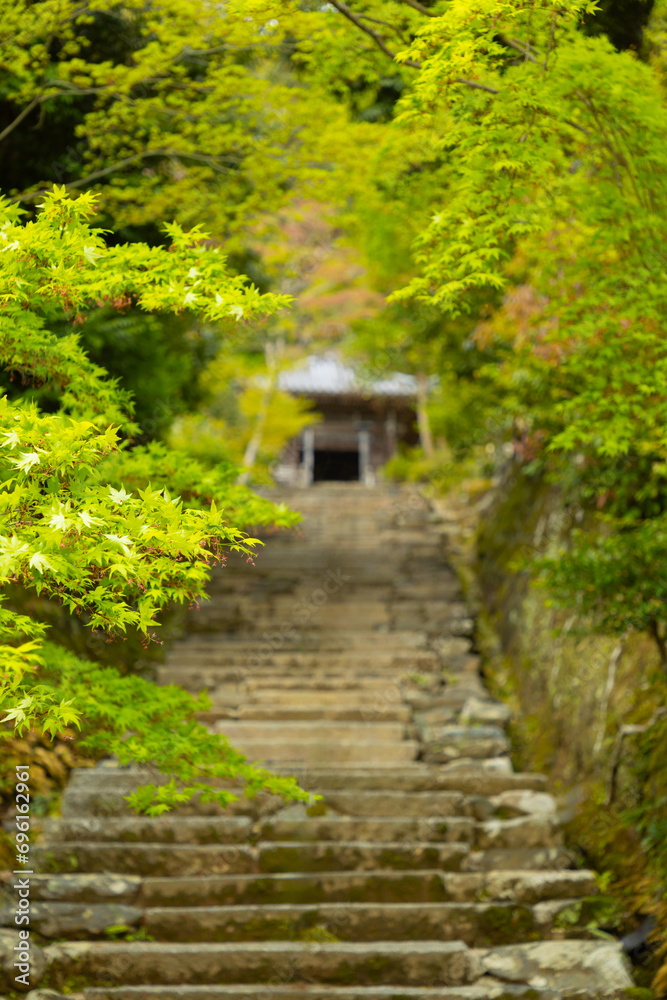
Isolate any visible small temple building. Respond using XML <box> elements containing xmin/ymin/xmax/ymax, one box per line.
<box><xmin>274</xmin><ymin>353</ymin><xmax>420</xmax><ymax>486</ymax></box>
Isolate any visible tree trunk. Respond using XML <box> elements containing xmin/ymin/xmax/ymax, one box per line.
<box><xmin>416</xmin><ymin>372</ymin><xmax>434</xmax><ymax>459</ymax></box>
<box><xmin>237</xmin><ymin>341</ymin><xmax>279</xmax><ymax>485</ymax></box>
<box><xmin>648</xmin><ymin>618</ymin><xmax>667</xmax><ymax>668</ymax></box>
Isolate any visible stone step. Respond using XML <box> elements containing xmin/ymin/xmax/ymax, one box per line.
<box><xmin>307</xmin><ymin>791</ymin><xmax>486</xmax><ymax>818</ymax></box>
<box><xmin>279</xmin><ymin>767</ymin><xmax>548</xmax><ymax>795</ymax></box>
<box><xmin>82</xmin><ymin>987</ymin><xmax>636</xmax><ymax>1000</ymax></box>
<box><xmin>210</xmin><ymin>720</ymin><xmax>408</xmax><ymax>742</ymax></box>
<box><xmin>164</xmin><ymin>651</ymin><xmax>440</xmax><ymax>670</ymax></box>
<box><xmin>44</xmin><ymin>939</ymin><xmax>633</xmax><ymax>990</ymax></box>
<box><xmin>59</xmin><ymin>767</ymin><xmax>550</xmax><ymax>819</ymax></box>
<box><xmin>46</xmin><ymin>939</ymin><xmax>474</xmax><ymax>988</ymax></box>
<box><xmin>35</xmin><ymin>840</ymin><xmax>471</xmax><ymax>876</ymax></box>
<box><xmin>198</xmin><ymin>705</ymin><xmax>412</xmax><ymax>722</ymax></box>
<box><xmin>258</xmin><ymin>816</ymin><xmax>478</xmax><ymax>844</ymax></box>
<box><xmin>198</xmin><ymin>689</ymin><xmax>399</xmax><ymax>710</ymax></box>
<box><xmin>41</xmin><ymin>816</ymin><xmax>254</xmax><ymax>844</ymax></box>
<box><xmin>159</xmin><ymin>667</ymin><xmax>420</xmax><ymax>687</ymax></box>
<box><xmin>422</xmin><ymin>732</ymin><xmax>512</xmax><ymax>762</ymax></box>
<box><xmin>462</xmin><ymin>848</ymin><xmax>572</xmax><ymax>872</ymax></box>
<box><xmin>171</xmin><ymin>669</ymin><xmax>440</xmax><ymax>690</ymax></box>
<box><xmin>210</xmin><ymin>739</ymin><xmax>419</xmax><ymax>765</ymax></box>
<box><xmin>25</xmin><ymin>868</ymin><xmax>598</xmax><ymax>907</ymax></box>
<box><xmin>62</xmin><ymin>764</ymin><xmax>547</xmax><ymax>793</ymax></box>
<box><xmin>59</xmin><ymin>788</ymin><xmax>290</xmax><ymax>820</ymax></box>
<box><xmin>210</xmin><ymin>690</ymin><xmax>406</xmax><ymax>709</ymax></box>
<box><xmin>195</xmin><ymin>563</ymin><xmax>434</xmax><ymax>583</ymax></box>
<box><xmin>40</xmin><ymin>815</ymin><xmax>466</xmax><ymax>846</ymax></box>
<box><xmin>187</xmin><ymin>684</ymin><xmax>420</xmax><ymax>708</ymax></box>
<box><xmin>187</xmin><ymin>610</ymin><xmax>470</xmax><ymax>635</ymax></box>
<box><xmin>174</xmin><ymin>630</ymin><xmax>432</xmax><ymax>650</ymax></box>
<box><xmin>14</xmin><ymin>897</ymin><xmax>588</xmax><ymax>945</ymax></box>
<box><xmin>179</xmin><ymin>630</ymin><xmax>461</xmax><ymax>648</ymax></box>
<box><xmin>139</xmin><ymin>900</ymin><xmax>562</xmax><ymax>946</ymax></box>
<box><xmin>230</xmin><ymin>608</ymin><xmax>394</xmax><ymax>628</ymax></box>
<box><xmin>404</xmin><ymin>688</ymin><xmax>489</xmax><ymax>712</ymax></box>
<box><xmin>272</xmin><ymin>816</ymin><xmax>559</xmax><ymax>851</ymax></box>
<box><xmin>143</xmin><ymin>871</ymin><xmax>457</xmax><ymax>907</ymax></box>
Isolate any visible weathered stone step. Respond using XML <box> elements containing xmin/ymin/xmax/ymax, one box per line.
<box><xmin>209</xmin><ymin>689</ymin><xmax>406</xmax><ymax>709</ymax></box>
<box><xmin>46</xmin><ymin>939</ymin><xmax>473</xmax><ymax>988</ymax></box>
<box><xmin>422</xmin><ymin>728</ymin><xmax>511</xmax><ymax>762</ymax></box>
<box><xmin>174</xmin><ymin>630</ymin><xmax>432</xmax><ymax>650</ymax></box>
<box><xmin>139</xmin><ymin>870</ymin><xmax>456</xmax><ymax>906</ymax></box>
<box><xmin>413</xmin><ymin>701</ymin><xmax>512</xmax><ymax>730</ymax></box>
<box><xmin>159</xmin><ymin>667</ymin><xmax>419</xmax><ymax>687</ymax></box>
<box><xmin>59</xmin><ymin>788</ymin><xmax>288</xmax><ymax>820</ymax></box>
<box><xmin>63</xmin><ymin>764</ymin><xmax>547</xmax><ymax>792</ymax></box>
<box><xmin>8</xmin><ymin>899</ymin><xmax>144</xmax><ymax>940</ymax></box>
<box><xmin>217</xmin><ymin>607</ymin><xmax>393</xmax><ymax>628</ymax></box>
<box><xmin>211</xmin><ymin>739</ymin><xmax>419</xmax><ymax>765</ymax></box>
<box><xmin>16</xmin><ymin>896</ymin><xmax>589</xmax><ymax>945</ymax></box>
<box><xmin>404</xmin><ymin>688</ymin><xmax>492</xmax><ymax>713</ymax></box>
<box><xmin>279</xmin><ymin>767</ymin><xmax>548</xmax><ymax>795</ymax></box>
<box><xmin>165</xmin><ymin>650</ymin><xmax>440</xmax><ymax>670</ymax></box>
<box><xmin>43</xmin><ymin>814</ymin><xmax>556</xmax><ymax>849</ymax></box>
<box><xmin>25</xmin><ymin>868</ymin><xmax>598</xmax><ymax>907</ymax></box>
<box><xmin>43</xmin><ymin>815</ymin><xmax>473</xmax><ymax>845</ymax></box>
<box><xmin>189</xmin><ymin>673</ymin><xmax>446</xmax><ymax>695</ymax></box>
<box><xmin>198</xmin><ymin>704</ymin><xmax>412</xmax><ymax>722</ymax></box>
<box><xmin>140</xmin><ymin>900</ymin><xmax>568</xmax><ymax>946</ymax></box>
<box><xmin>35</xmin><ymin>840</ymin><xmax>472</xmax><ymax>876</ymax></box>
<box><xmin>189</xmin><ymin>608</ymin><xmax>470</xmax><ymax>635</ymax></box>
<box><xmin>59</xmin><ymin>767</ymin><xmax>550</xmax><ymax>819</ymax></box>
<box><xmin>42</xmin><ymin>816</ymin><xmax>254</xmax><ymax>844</ymax></box>
<box><xmin>308</xmin><ymin>790</ymin><xmax>486</xmax><ymax>818</ymax></box>
<box><xmin>44</xmin><ymin>939</ymin><xmax>633</xmax><ymax>990</ymax></box>
<box><xmin>82</xmin><ymin>987</ymin><xmax>635</xmax><ymax>1000</ymax></box>
<box><xmin>199</xmin><ymin>690</ymin><xmax>400</xmax><ymax>711</ymax></box>
<box><xmin>461</xmin><ymin>847</ymin><xmax>572</xmax><ymax>872</ymax></box>
<box><xmin>210</xmin><ymin>720</ymin><xmax>408</xmax><ymax>742</ymax></box>
<box><xmin>258</xmin><ymin>816</ymin><xmax>478</xmax><ymax>844</ymax></box>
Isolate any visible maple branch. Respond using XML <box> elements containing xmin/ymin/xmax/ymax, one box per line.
<box><xmin>457</xmin><ymin>79</ymin><xmax>500</xmax><ymax>94</ymax></box>
<box><xmin>328</xmin><ymin>0</ymin><xmax>420</xmax><ymax>67</ymax></box>
<box><xmin>359</xmin><ymin>14</ymin><xmax>409</xmax><ymax>44</ymax></box>
<box><xmin>13</xmin><ymin>148</ymin><xmax>232</xmax><ymax>203</ymax></box>
<box><xmin>498</xmin><ymin>34</ymin><xmax>538</xmax><ymax>63</ymax></box>
<box><xmin>0</xmin><ymin>85</ymin><xmax>131</xmax><ymax>146</ymax></box>
<box><xmin>606</xmin><ymin>706</ymin><xmax>667</xmax><ymax>805</ymax></box>
<box><xmin>329</xmin><ymin>0</ymin><xmax>500</xmax><ymax>93</ymax></box>
<box><xmin>398</xmin><ymin>0</ymin><xmax>438</xmax><ymax>14</ymax></box>
<box><xmin>0</xmin><ymin>96</ymin><xmax>42</xmax><ymax>145</ymax></box>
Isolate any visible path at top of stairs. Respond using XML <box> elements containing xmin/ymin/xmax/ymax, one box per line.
<box><xmin>4</xmin><ymin>485</ymin><xmax>635</xmax><ymax>999</ymax></box>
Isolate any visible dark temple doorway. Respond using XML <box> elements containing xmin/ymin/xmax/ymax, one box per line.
<box><xmin>312</xmin><ymin>449</ymin><xmax>359</xmax><ymax>482</ymax></box>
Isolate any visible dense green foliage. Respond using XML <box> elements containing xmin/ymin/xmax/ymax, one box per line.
<box><xmin>0</xmin><ymin>188</ymin><xmax>303</xmax><ymax>810</ymax></box>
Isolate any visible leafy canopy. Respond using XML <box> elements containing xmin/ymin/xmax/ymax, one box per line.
<box><xmin>0</xmin><ymin>188</ymin><xmax>306</xmax><ymax>811</ymax></box>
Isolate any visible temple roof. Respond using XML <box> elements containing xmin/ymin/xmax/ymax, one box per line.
<box><xmin>278</xmin><ymin>354</ymin><xmax>418</xmax><ymax>399</ymax></box>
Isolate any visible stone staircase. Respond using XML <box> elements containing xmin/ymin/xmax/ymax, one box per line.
<box><xmin>17</xmin><ymin>485</ymin><xmax>636</xmax><ymax>997</ymax></box>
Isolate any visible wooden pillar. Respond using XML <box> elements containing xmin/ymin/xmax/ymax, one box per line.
<box><xmin>416</xmin><ymin>373</ymin><xmax>434</xmax><ymax>458</ymax></box>
<box><xmin>386</xmin><ymin>409</ymin><xmax>397</xmax><ymax>460</ymax></box>
<box><xmin>359</xmin><ymin>427</ymin><xmax>371</xmax><ymax>485</ymax></box>
<box><xmin>301</xmin><ymin>427</ymin><xmax>314</xmax><ymax>486</ymax></box>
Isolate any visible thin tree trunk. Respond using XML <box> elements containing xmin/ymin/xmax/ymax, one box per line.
<box><xmin>648</xmin><ymin>618</ymin><xmax>667</xmax><ymax>668</ymax></box>
<box><xmin>593</xmin><ymin>637</ymin><xmax>625</xmax><ymax>757</ymax></box>
<box><xmin>416</xmin><ymin>372</ymin><xmax>434</xmax><ymax>459</ymax></box>
<box><xmin>237</xmin><ymin>341</ymin><xmax>279</xmax><ymax>485</ymax></box>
